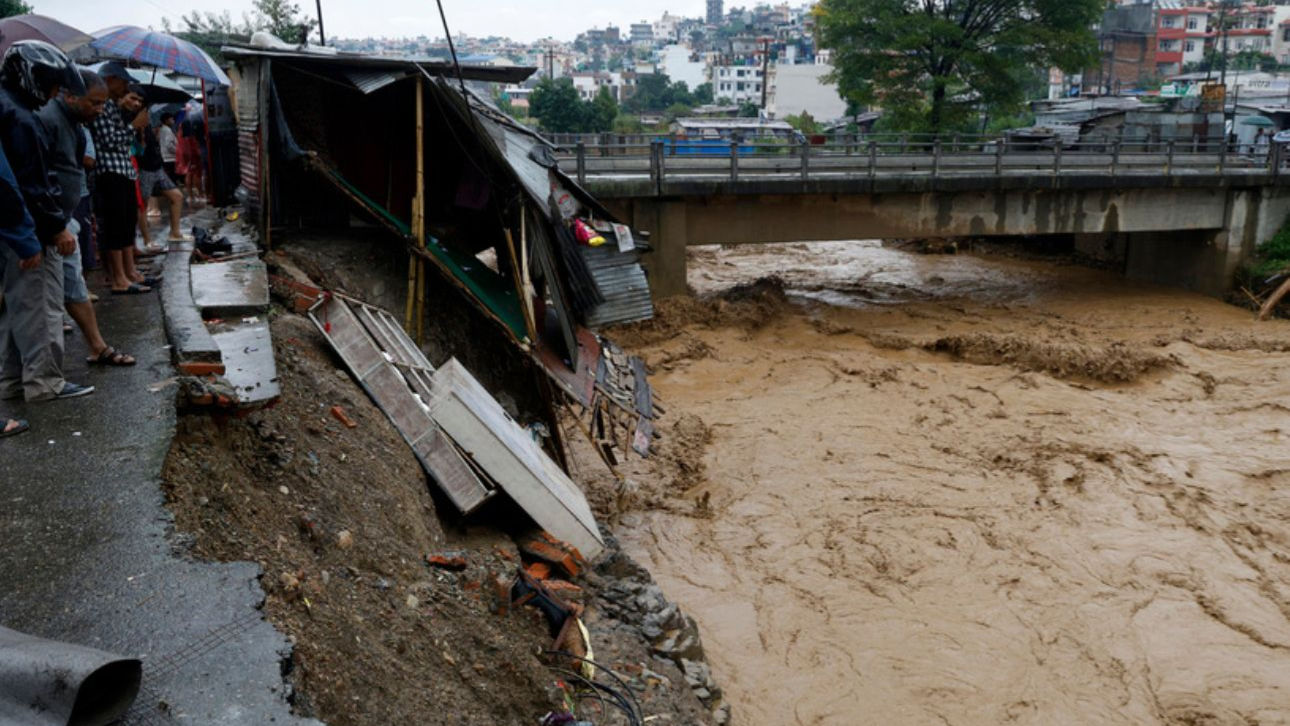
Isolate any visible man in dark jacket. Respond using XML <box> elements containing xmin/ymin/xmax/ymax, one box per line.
<box><xmin>38</xmin><ymin>68</ymin><xmax>135</xmax><ymax>369</ymax></box>
<box><xmin>0</xmin><ymin>137</ymin><xmax>37</xmax><ymax>437</ymax></box>
<box><xmin>0</xmin><ymin>40</ymin><xmax>94</xmax><ymax>402</ymax></box>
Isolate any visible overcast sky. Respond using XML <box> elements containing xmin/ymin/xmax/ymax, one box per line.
<box><xmin>33</xmin><ymin>0</ymin><xmax>704</xmax><ymax>43</ymax></box>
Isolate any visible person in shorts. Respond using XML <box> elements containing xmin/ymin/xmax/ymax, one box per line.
<box><xmin>87</xmin><ymin>62</ymin><xmax>149</xmax><ymax>294</ymax></box>
<box><xmin>136</xmin><ymin>108</ymin><xmax>185</xmax><ymax>244</ymax></box>
<box><xmin>37</xmin><ymin>67</ymin><xmax>135</xmax><ymax>366</ymax></box>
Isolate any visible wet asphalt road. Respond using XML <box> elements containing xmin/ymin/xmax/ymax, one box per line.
<box><xmin>0</xmin><ymin>257</ymin><xmax>319</xmax><ymax>725</ymax></box>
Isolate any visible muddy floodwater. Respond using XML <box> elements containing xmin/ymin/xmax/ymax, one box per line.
<box><xmin>615</xmin><ymin>241</ymin><xmax>1290</xmax><ymax>725</ymax></box>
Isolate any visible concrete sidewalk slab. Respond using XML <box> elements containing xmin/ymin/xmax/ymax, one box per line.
<box><xmin>0</xmin><ymin>278</ymin><xmax>319</xmax><ymax>725</ymax></box>
<box><xmin>209</xmin><ymin>321</ymin><xmax>280</xmax><ymax>405</ymax></box>
<box><xmin>191</xmin><ymin>258</ymin><xmax>270</xmax><ymax>318</ymax></box>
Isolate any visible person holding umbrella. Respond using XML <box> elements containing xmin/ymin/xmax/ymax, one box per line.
<box><xmin>0</xmin><ymin>40</ymin><xmax>95</xmax><ymax>401</ymax></box>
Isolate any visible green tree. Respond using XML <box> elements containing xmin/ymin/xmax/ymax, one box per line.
<box><xmin>164</xmin><ymin>11</ymin><xmax>252</xmax><ymax>65</ymax></box>
<box><xmin>591</xmin><ymin>86</ymin><xmax>619</xmax><ymax>131</ymax></box>
<box><xmin>815</xmin><ymin>0</ymin><xmax>1102</xmax><ymax>134</ymax></box>
<box><xmin>693</xmin><ymin>82</ymin><xmax>715</xmax><ymax>105</ymax></box>
<box><xmin>251</xmin><ymin>0</ymin><xmax>317</xmax><ymax>44</ymax></box>
<box><xmin>623</xmin><ymin>73</ymin><xmax>699</xmax><ymax>113</ymax></box>
<box><xmin>737</xmin><ymin>101</ymin><xmax>760</xmax><ymax>118</ymax></box>
<box><xmin>0</xmin><ymin>0</ymin><xmax>32</xmax><ymax>18</ymax></box>
<box><xmin>529</xmin><ymin>78</ymin><xmax>615</xmax><ymax>133</ymax></box>
<box><xmin>530</xmin><ymin>77</ymin><xmax>587</xmax><ymax>133</ymax></box>
<box><xmin>786</xmin><ymin>111</ymin><xmax>819</xmax><ymax>134</ymax></box>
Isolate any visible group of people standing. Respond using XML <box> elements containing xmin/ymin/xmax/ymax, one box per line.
<box><xmin>0</xmin><ymin>40</ymin><xmax>205</xmax><ymax>440</ymax></box>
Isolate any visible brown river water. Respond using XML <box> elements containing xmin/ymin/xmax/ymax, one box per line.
<box><xmin>611</xmin><ymin>241</ymin><xmax>1290</xmax><ymax>725</ymax></box>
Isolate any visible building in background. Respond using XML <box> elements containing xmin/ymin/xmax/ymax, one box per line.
<box><xmin>1154</xmin><ymin>3</ymin><xmax>1210</xmax><ymax>77</ymax></box>
<box><xmin>707</xmin><ymin>0</ymin><xmax>724</xmax><ymax>26</ymax></box>
<box><xmin>1087</xmin><ymin>3</ymin><xmax>1157</xmax><ymax>95</ymax></box>
<box><xmin>766</xmin><ymin>63</ymin><xmax>847</xmax><ymax>122</ymax></box>
<box><xmin>630</xmin><ymin>22</ymin><xmax>655</xmax><ymax>47</ymax></box>
<box><xmin>713</xmin><ymin>64</ymin><xmax>765</xmax><ymax>105</ymax></box>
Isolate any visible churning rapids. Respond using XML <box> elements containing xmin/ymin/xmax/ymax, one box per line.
<box><xmin>612</xmin><ymin>240</ymin><xmax>1290</xmax><ymax>725</ymax></box>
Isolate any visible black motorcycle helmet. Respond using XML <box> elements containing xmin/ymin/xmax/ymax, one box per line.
<box><xmin>0</xmin><ymin>40</ymin><xmax>86</xmax><ymax>108</ymax></box>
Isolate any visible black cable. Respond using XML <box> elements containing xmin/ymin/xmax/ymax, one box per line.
<box><xmin>434</xmin><ymin>0</ymin><xmax>470</xmax><ymax>99</ymax></box>
<box><xmin>543</xmin><ymin>650</ymin><xmax>644</xmax><ymax>720</ymax></box>
<box><xmin>549</xmin><ymin>667</ymin><xmax>639</xmax><ymax>726</ymax></box>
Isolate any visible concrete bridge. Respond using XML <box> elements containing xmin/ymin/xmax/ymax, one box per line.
<box><xmin>555</xmin><ymin>136</ymin><xmax>1290</xmax><ymax>298</ymax></box>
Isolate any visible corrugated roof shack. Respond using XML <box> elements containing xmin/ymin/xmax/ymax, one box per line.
<box><xmin>223</xmin><ymin>46</ymin><xmax>659</xmax><ymax>489</ymax></box>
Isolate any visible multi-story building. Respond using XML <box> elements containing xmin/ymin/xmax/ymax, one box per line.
<box><xmin>630</xmin><ymin>22</ymin><xmax>655</xmax><ymax>47</ymax></box>
<box><xmin>1154</xmin><ymin>3</ymin><xmax>1211</xmax><ymax>77</ymax></box>
<box><xmin>707</xmin><ymin>0</ymin><xmax>724</xmax><ymax>26</ymax></box>
<box><xmin>1220</xmin><ymin>4</ymin><xmax>1274</xmax><ymax>55</ymax></box>
<box><xmin>1087</xmin><ymin>3</ymin><xmax>1157</xmax><ymax>94</ymax></box>
<box><xmin>712</xmin><ymin>64</ymin><xmax>765</xmax><ymax>105</ymax></box>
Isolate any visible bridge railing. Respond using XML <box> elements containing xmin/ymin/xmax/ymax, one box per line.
<box><xmin>549</xmin><ymin>133</ymin><xmax>1282</xmax><ymax>186</ymax></box>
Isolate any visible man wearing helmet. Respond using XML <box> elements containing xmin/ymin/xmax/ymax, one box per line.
<box><xmin>0</xmin><ymin>39</ymin><xmax>94</xmax><ymax>402</ymax></box>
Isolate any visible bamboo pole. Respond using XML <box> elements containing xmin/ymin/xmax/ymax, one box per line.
<box><xmin>503</xmin><ymin>227</ymin><xmax>537</xmax><ymax>345</ymax></box>
<box><xmin>414</xmin><ymin>77</ymin><xmax>427</xmax><ymax>344</ymax></box>
<box><xmin>406</xmin><ymin>78</ymin><xmax>427</xmax><ymax>338</ymax></box>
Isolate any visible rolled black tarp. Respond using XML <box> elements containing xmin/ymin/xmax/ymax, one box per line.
<box><xmin>0</xmin><ymin>626</ymin><xmax>141</xmax><ymax>726</ymax></box>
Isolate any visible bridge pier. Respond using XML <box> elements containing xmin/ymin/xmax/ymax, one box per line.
<box><xmin>608</xmin><ymin>186</ymin><xmax>1290</xmax><ymax>302</ymax></box>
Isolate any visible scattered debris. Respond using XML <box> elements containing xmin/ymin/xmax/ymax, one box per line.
<box><xmin>426</xmin><ymin>552</ymin><xmax>468</xmax><ymax>571</ymax></box>
<box><xmin>329</xmin><ymin>405</ymin><xmax>357</xmax><ymax>429</ymax></box>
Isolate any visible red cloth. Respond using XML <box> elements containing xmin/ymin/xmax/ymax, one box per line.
<box><xmin>131</xmin><ymin>157</ymin><xmax>143</xmax><ymax>210</ymax></box>
<box><xmin>175</xmin><ymin>131</ymin><xmax>199</xmax><ymax>175</ymax></box>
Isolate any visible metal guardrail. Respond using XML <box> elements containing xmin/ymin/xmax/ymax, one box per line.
<box><xmin>548</xmin><ymin>133</ymin><xmax>1286</xmax><ymax>187</ymax></box>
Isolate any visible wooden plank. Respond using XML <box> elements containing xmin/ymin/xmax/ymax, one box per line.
<box><xmin>309</xmin><ymin>297</ymin><xmax>492</xmax><ymax>514</ymax></box>
<box><xmin>428</xmin><ymin>359</ymin><xmax>604</xmax><ymax>558</ymax></box>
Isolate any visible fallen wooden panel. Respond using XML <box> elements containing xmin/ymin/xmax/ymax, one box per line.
<box><xmin>309</xmin><ymin>294</ymin><xmax>494</xmax><ymax>513</ymax></box>
<box><xmin>428</xmin><ymin>359</ymin><xmax>605</xmax><ymax>560</ymax></box>
<box><xmin>207</xmin><ymin>320</ymin><xmax>280</xmax><ymax>405</ymax></box>
<box><xmin>190</xmin><ymin>258</ymin><xmax>270</xmax><ymax>317</ymax></box>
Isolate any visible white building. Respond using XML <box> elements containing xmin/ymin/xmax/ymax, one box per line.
<box><xmin>713</xmin><ymin>64</ymin><xmax>765</xmax><ymax>104</ymax></box>
<box><xmin>659</xmin><ymin>44</ymin><xmax>707</xmax><ymax>90</ymax></box>
<box><xmin>765</xmin><ymin>63</ymin><xmax>846</xmax><ymax>122</ymax></box>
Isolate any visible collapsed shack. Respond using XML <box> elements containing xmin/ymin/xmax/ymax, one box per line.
<box><xmin>224</xmin><ymin>45</ymin><xmax>660</xmax><ymax>529</ymax></box>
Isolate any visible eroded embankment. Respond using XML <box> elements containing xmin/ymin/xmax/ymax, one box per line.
<box><xmin>604</xmin><ymin>241</ymin><xmax>1290</xmax><ymax>726</ymax></box>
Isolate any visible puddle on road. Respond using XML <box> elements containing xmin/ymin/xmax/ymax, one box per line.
<box><xmin>614</xmin><ymin>240</ymin><xmax>1290</xmax><ymax>725</ymax></box>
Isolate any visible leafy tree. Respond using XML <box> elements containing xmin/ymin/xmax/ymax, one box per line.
<box><xmin>0</xmin><ymin>0</ymin><xmax>32</xmax><ymax>18</ymax></box>
<box><xmin>663</xmin><ymin>102</ymin><xmax>692</xmax><ymax>122</ymax></box>
<box><xmin>737</xmin><ymin>101</ymin><xmax>760</xmax><ymax>118</ymax></box>
<box><xmin>815</xmin><ymin>0</ymin><xmax>1102</xmax><ymax>134</ymax></box>
<box><xmin>786</xmin><ymin>111</ymin><xmax>819</xmax><ymax>134</ymax></box>
<box><xmin>251</xmin><ymin>0</ymin><xmax>317</xmax><ymax>44</ymax></box>
<box><xmin>591</xmin><ymin>86</ymin><xmax>619</xmax><ymax>130</ymax></box>
<box><xmin>624</xmin><ymin>73</ymin><xmax>700</xmax><ymax>113</ymax></box>
<box><xmin>613</xmin><ymin>115</ymin><xmax>644</xmax><ymax>133</ymax></box>
<box><xmin>529</xmin><ymin>78</ymin><xmax>615</xmax><ymax>133</ymax></box>
<box><xmin>165</xmin><ymin>11</ymin><xmax>252</xmax><ymax>65</ymax></box>
<box><xmin>693</xmin><ymin>82</ymin><xmax>715</xmax><ymax>105</ymax></box>
<box><xmin>530</xmin><ymin>77</ymin><xmax>586</xmax><ymax>132</ymax></box>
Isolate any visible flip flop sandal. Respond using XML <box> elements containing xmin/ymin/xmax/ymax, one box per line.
<box><xmin>110</xmin><ymin>283</ymin><xmax>152</xmax><ymax>295</ymax></box>
<box><xmin>0</xmin><ymin>419</ymin><xmax>29</xmax><ymax>438</ymax></box>
<box><xmin>87</xmin><ymin>346</ymin><xmax>136</xmax><ymax>367</ymax></box>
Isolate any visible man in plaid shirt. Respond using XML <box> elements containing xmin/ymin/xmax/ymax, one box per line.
<box><xmin>88</xmin><ymin>62</ymin><xmax>150</xmax><ymax>294</ymax></box>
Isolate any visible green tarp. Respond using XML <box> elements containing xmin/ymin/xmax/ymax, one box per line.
<box><xmin>314</xmin><ymin>161</ymin><xmax>528</xmax><ymax>341</ymax></box>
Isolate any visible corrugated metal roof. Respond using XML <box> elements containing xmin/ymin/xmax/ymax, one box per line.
<box><xmin>582</xmin><ymin>245</ymin><xmax>655</xmax><ymax>328</ymax></box>
<box><xmin>344</xmin><ymin>68</ymin><xmax>414</xmax><ymax>94</ymax></box>
<box><xmin>222</xmin><ymin>46</ymin><xmax>537</xmax><ymax>84</ymax></box>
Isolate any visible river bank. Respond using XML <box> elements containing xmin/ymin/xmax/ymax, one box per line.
<box><xmin>608</xmin><ymin>241</ymin><xmax>1290</xmax><ymax>725</ymax></box>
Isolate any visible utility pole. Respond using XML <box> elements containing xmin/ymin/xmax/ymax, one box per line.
<box><xmin>760</xmin><ymin>37</ymin><xmax>771</xmax><ymax>111</ymax></box>
<box><xmin>315</xmin><ymin>0</ymin><xmax>326</xmax><ymax>45</ymax></box>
